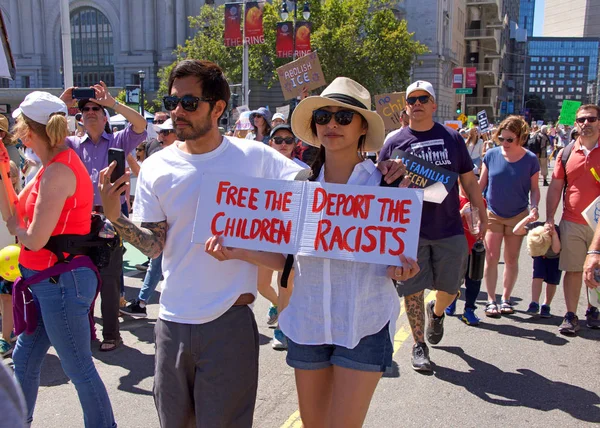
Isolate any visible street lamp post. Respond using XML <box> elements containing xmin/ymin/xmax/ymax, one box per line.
<box><xmin>138</xmin><ymin>70</ymin><xmax>146</xmax><ymax>117</ymax></box>
<box><xmin>280</xmin><ymin>1</ymin><xmax>310</xmax><ymax>111</ymax></box>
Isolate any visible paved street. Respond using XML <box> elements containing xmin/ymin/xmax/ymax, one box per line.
<box><xmin>5</xmin><ymin>180</ymin><xmax>600</xmax><ymax>428</ymax></box>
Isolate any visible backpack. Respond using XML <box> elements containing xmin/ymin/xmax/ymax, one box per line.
<box><xmin>527</xmin><ymin>133</ymin><xmax>542</xmax><ymax>155</ymax></box>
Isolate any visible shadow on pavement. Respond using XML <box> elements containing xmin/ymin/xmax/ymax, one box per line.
<box><xmin>93</xmin><ymin>343</ymin><xmax>154</xmax><ymax>397</ymax></box>
<box><xmin>39</xmin><ymin>353</ymin><xmax>69</xmax><ymax>387</ymax></box>
<box><xmin>507</xmin><ymin>315</ymin><xmax>600</xmax><ymax>341</ymax></box>
<box><xmin>382</xmin><ymin>361</ymin><xmax>400</xmax><ymax>378</ymax></box>
<box><xmin>477</xmin><ymin>321</ymin><xmax>569</xmax><ymax>346</ymax></box>
<box><xmin>434</xmin><ymin>346</ymin><xmax>600</xmax><ymax>423</ymax></box>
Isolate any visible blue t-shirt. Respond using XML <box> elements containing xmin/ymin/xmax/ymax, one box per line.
<box><xmin>379</xmin><ymin>123</ymin><xmax>474</xmax><ymax>240</ymax></box>
<box><xmin>483</xmin><ymin>147</ymin><xmax>540</xmax><ymax>218</ymax></box>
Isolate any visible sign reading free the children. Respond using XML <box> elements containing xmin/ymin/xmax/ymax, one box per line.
<box><xmin>192</xmin><ymin>174</ymin><xmax>424</xmax><ymax>266</ymax></box>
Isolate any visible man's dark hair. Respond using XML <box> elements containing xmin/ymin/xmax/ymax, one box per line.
<box><xmin>167</xmin><ymin>60</ymin><xmax>230</xmax><ymax>116</ymax></box>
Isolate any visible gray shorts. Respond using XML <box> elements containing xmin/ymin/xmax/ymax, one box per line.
<box><xmin>153</xmin><ymin>306</ymin><xmax>259</xmax><ymax>428</ymax></box>
<box><xmin>396</xmin><ymin>234</ymin><xmax>468</xmax><ymax>297</ymax></box>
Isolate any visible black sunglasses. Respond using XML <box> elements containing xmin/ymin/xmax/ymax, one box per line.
<box><xmin>135</xmin><ymin>147</ymin><xmax>145</xmax><ymax>152</ymax></box>
<box><xmin>159</xmin><ymin>129</ymin><xmax>174</xmax><ymax>135</ymax></box>
<box><xmin>163</xmin><ymin>95</ymin><xmax>213</xmax><ymax>112</ymax></box>
<box><xmin>81</xmin><ymin>106</ymin><xmax>102</xmax><ymax>112</ymax></box>
<box><xmin>272</xmin><ymin>136</ymin><xmax>295</xmax><ymax>145</ymax></box>
<box><xmin>575</xmin><ymin>116</ymin><xmax>598</xmax><ymax>124</ymax></box>
<box><xmin>497</xmin><ymin>136</ymin><xmax>515</xmax><ymax>143</ymax></box>
<box><xmin>153</xmin><ymin>119</ymin><xmax>166</xmax><ymax>124</ymax></box>
<box><xmin>406</xmin><ymin>95</ymin><xmax>431</xmax><ymax>105</ymax></box>
<box><xmin>313</xmin><ymin>109</ymin><xmax>357</xmax><ymax>126</ymax></box>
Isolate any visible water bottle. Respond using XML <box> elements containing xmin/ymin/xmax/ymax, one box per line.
<box><xmin>468</xmin><ymin>240</ymin><xmax>485</xmax><ymax>281</ymax></box>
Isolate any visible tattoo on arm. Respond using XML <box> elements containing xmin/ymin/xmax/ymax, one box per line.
<box><xmin>112</xmin><ymin>214</ymin><xmax>167</xmax><ymax>258</ymax></box>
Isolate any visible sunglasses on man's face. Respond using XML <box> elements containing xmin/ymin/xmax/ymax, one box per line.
<box><xmin>497</xmin><ymin>136</ymin><xmax>515</xmax><ymax>143</ymax></box>
<box><xmin>81</xmin><ymin>106</ymin><xmax>102</xmax><ymax>112</ymax></box>
<box><xmin>154</xmin><ymin>119</ymin><xmax>166</xmax><ymax>125</ymax></box>
<box><xmin>406</xmin><ymin>95</ymin><xmax>431</xmax><ymax>106</ymax></box>
<box><xmin>575</xmin><ymin>116</ymin><xmax>598</xmax><ymax>124</ymax></box>
<box><xmin>313</xmin><ymin>109</ymin><xmax>356</xmax><ymax>126</ymax></box>
<box><xmin>163</xmin><ymin>95</ymin><xmax>213</xmax><ymax>112</ymax></box>
<box><xmin>272</xmin><ymin>136</ymin><xmax>295</xmax><ymax>145</ymax></box>
<box><xmin>159</xmin><ymin>129</ymin><xmax>174</xmax><ymax>136</ymax></box>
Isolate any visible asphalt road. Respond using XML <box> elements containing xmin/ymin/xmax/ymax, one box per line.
<box><xmin>5</xmin><ymin>176</ymin><xmax>600</xmax><ymax>428</ymax></box>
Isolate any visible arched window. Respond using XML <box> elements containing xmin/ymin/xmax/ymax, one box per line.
<box><xmin>70</xmin><ymin>8</ymin><xmax>114</xmax><ymax>87</ymax></box>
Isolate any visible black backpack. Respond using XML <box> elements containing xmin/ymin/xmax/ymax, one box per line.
<box><xmin>527</xmin><ymin>133</ymin><xmax>542</xmax><ymax>155</ymax></box>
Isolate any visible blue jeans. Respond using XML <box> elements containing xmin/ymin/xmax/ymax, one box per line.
<box><xmin>13</xmin><ymin>266</ymin><xmax>116</xmax><ymax>428</ymax></box>
<box><xmin>138</xmin><ymin>253</ymin><xmax>162</xmax><ymax>303</ymax></box>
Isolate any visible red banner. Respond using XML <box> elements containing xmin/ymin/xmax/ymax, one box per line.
<box><xmin>224</xmin><ymin>3</ymin><xmax>242</xmax><ymax>47</ymax></box>
<box><xmin>244</xmin><ymin>2</ymin><xmax>265</xmax><ymax>45</ymax></box>
<box><xmin>452</xmin><ymin>68</ymin><xmax>463</xmax><ymax>89</ymax></box>
<box><xmin>276</xmin><ymin>22</ymin><xmax>294</xmax><ymax>58</ymax></box>
<box><xmin>294</xmin><ymin>22</ymin><xmax>312</xmax><ymax>58</ymax></box>
<box><xmin>466</xmin><ymin>67</ymin><xmax>477</xmax><ymax>88</ymax></box>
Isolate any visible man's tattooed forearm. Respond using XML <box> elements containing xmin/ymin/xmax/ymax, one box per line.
<box><xmin>112</xmin><ymin>215</ymin><xmax>167</xmax><ymax>258</ymax></box>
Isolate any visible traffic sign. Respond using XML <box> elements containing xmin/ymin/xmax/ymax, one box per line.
<box><xmin>457</xmin><ymin>114</ymin><xmax>468</xmax><ymax>123</ymax></box>
<box><xmin>455</xmin><ymin>88</ymin><xmax>473</xmax><ymax>95</ymax></box>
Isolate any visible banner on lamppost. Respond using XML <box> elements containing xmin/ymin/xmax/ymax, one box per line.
<box><xmin>452</xmin><ymin>68</ymin><xmax>463</xmax><ymax>89</ymax></box>
<box><xmin>224</xmin><ymin>3</ymin><xmax>242</xmax><ymax>47</ymax></box>
<box><xmin>466</xmin><ymin>67</ymin><xmax>477</xmax><ymax>88</ymax></box>
<box><xmin>244</xmin><ymin>1</ymin><xmax>265</xmax><ymax>45</ymax></box>
<box><xmin>276</xmin><ymin>22</ymin><xmax>294</xmax><ymax>58</ymax></box>
<box><xmin>294</xmin><ymin>21</ymin><xmax>312</xmax><ymax>58</ymax></box>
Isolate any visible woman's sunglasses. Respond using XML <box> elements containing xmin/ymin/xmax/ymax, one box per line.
<box><xmin>313</xmin><ymin>109</ymin><xmax>356</xmax><ymax>126</ymax></box>
<box><xmin>497</xmin><ymin>136</ymin><xmax>515</xmax><ymax>143</ymax></box>
<box><xmin>153</xmin><ymin>119</ymin><xmax>166</xmax><ymax>125</ymax></box>
<box><xmin>135</xmin><ymin>147</ymin><xmax>145</xmax><ymax>152</ymax></box>
<box><xmin>272</xmin><ymin>136</ymin><xmax>295</xmax><ymax>145</ymax></box>
<box><xmin>406</xmin><ymin>95</ymin><xmax>431</xmax><ymax>105</ymax></box>
<box><xmin>163</xmin><ymin>95</ymin><xmax>213</xmax><ymax>112</ymax></box>
<box><xmin>158</xmin><ymin>129</ymin><xmax>174</xmax><ymax>136</ymax></box>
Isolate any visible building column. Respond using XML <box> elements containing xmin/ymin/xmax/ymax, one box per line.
<box><xmin>120</xmin><ymin>0</ymin><xmax>130</xmax><ymax>53</ymax></box>
<box><xmin>176</xmin><ymin>0</ymin><xmax>186</xmax><ymax>47</ymax></box>
<box><xmin>9</xmin><ymin>0</ymin><xmax>21</xmax><ymax>56</ymax></box>
<box><xmin>165</xmin><ymin>0</ymin><xmax>176</xmax><ymax>50</ymax></box>
<box><xmin>32</xmin><ymin>0</ymin><xmax>44</xmax><ymax>55</ymax></box>
<box><xmin>144</xmin><ymin>0</ymin><xmax>155</xmax><ymax>52</ymax></box>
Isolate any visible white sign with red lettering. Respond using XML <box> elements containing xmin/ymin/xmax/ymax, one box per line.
<box><xmin>192</xmin><ymin>174</ymin><xmax>423</xmax><ymax>266</ymax></box>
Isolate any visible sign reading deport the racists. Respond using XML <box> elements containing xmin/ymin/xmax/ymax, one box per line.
<box><xmin>276</xmin><ymin>52</ymin><xmax>326</xmax><ymax>100</ymax></box>
<box><xmin>192</xmin><ymin>174</ymin><xmax>424</xmax><ymax>266</ymax></box>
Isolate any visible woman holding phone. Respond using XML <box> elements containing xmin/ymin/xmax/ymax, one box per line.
<box><xmin>206</xmin><ymin>78</ymin><xmax>419</xmax><ymax>426</ymax></box>
<box><xmin>0</xmin><ymin>92</ymin><xmax>115</xmax><ymax>427</ymax></box>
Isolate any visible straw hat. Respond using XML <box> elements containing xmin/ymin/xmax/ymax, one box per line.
<box><xmin>290</xmin><ymin>77</ymin><xmax>384</xmax><ymax>152</ymax></box>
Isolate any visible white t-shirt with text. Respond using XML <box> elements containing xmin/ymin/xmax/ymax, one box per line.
<box><xmin>133</xmin><ymin>137</ymin><xmax>302</xmax><ymax>324</ymax></box>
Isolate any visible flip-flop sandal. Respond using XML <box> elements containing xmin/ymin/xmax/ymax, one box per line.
<box><xmin>99</xmin><ymin>338</ymin><xmax>122</xmax><ymax>352</ymax></box>
<box><xmin>485</xmin><ymin>301</ymin><xmax>501</xmax><ymax>318</ymax></box>
<box><xmin>499</xmin><ymin>301</ymin><xmax>515</xmax><ymax>315</ymax></box>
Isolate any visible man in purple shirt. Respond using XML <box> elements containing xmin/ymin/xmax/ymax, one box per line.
<box><xmin>60</xmin><ymin>81</ymin><xmax>147</xmax><ymax>351</ymax></box>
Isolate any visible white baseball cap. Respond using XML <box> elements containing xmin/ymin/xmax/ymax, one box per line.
<box><xmin>406</xmin><ymin>80</ymin><xmax>436</xmax><ymax>101</ymax></box>
<box><xmin>13</xmin><ymin>91</ymin><xmax>68</xmax><ymax>125</ymax></box>
<box><xmin>153</xmin><ymin>118</ymin><xmax>174</xmax><ymax>132</ymax></box>
<box><xmin>271</xmin><ymin>112</ymin><xmax>286</xmax><ymax>122</ymax></box>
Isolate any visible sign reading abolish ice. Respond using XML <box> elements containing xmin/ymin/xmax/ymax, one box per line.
<box><xmin>192</xmin><ymin>174</ymin><xmax>424</xmax><ymax>266</ymax></box>
<box><xmin>276</xmin><ymin>52</ymin><xmax>326</xmax><ymax>100</ymax></box>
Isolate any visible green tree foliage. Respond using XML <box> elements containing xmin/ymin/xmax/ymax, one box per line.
<box><xmin>157</xmin><ymin>0</ymin><xmax>427</xmax><ymax>105</ymax></box>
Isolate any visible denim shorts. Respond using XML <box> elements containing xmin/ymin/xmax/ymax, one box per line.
<box><xmin>533</xmin><ymin>256</ymin><xmax>562</xmax><ymax>285</ymax></box>
<box><xmin>286</xmin><ymin>323</ymin><xmax>392</xmax><ymax>373</ymax></box>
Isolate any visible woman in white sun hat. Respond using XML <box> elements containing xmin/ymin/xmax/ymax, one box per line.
<box><xmin>277</xmin><ymin>77</ymin><xmax>420</xmax><ymax>426</ymax></box>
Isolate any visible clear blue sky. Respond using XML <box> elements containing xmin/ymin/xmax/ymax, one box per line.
<box><xmin>533</xmin><ymin>0</ymin><xmax>544</xmax><ymax>36</ymax></box>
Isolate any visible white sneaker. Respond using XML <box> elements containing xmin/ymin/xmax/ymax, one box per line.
<box><xmin>272</xmin><ymin>329</ymin><xmax>287</xmax><ymax>350</ymax></box>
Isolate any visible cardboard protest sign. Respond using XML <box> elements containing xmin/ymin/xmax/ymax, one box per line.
<box><xmin>374</xmin><ymin>92</ymin><xmax>406</xmax><ymax>133</ymax></box>
<box><xmin>390</xmin><ymin>149</ymin><xmax>459</xmax><ymax>204</ymax></box>
<box><xmin>276</xmin><ymin>52</ymin><xmax>326</xmax><ymax>100</ymax></box>
<box><xmin>558</xmin><ymin>100</ymin><xmax>582</xmax><ymax>125</ymax></box>
<box><xmin>444</xmin><ymin>120</ymin><xmax>463</xmax><ymax>131</ymax></box>
<box><xmin>192</xmin><ymin>174</ymin><xmax>424</xmax><ymax>265</ymax></box>
<box><xmin>477</xmin><ymin>110</ymin><xmax>490</xmax><ymax>133</ymax></box>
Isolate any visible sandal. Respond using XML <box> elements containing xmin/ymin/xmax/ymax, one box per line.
<box><xmin>99</xmin><ymin>338</ymin><xmax>122</xmax><ymax>352</ymax></box>
<box><xmin>499</xmin><ymin>300</ymin><xmax>515</xmax><ymax>315</ymax></box>
<box><xmin>485</xmin><ymin>301</ymin><xmax>501</xmax><ymax>318</ymax></box>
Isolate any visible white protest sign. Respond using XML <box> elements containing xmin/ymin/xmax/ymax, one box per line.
<box><xmin>192</xmin><ymin>174</ymin><xmax>424</xmax><ymax>266</ymax></box>
<box><xmin>276</xmin><ymin>104</ymin><xmax>290</xmax><ymax>120</ymax></box>
<box><xmin>477</xmin><ymin>110</ymin><xmax>490</xmax><ymax>133</ymax></box>
<box><xmin>582</xmin><ymin>195</ymin><xmax>600</xmax><ymax>231</ymax></box>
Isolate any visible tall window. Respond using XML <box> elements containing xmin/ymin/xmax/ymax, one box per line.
<box><xmin>70</xmin><ymin>8</ymin><xmax>114</xmax><ymax>87</ymax></box>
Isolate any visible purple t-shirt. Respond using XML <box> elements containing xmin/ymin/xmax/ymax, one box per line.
<box><xmin>379</xmin><ymin>123</ymin><xmax>474</xmax><ymax>240</ymax></box>
<box><xmin>66</xmin><ymin>124</ymin><xmax>147</xmax><ymax>206</ymax></box>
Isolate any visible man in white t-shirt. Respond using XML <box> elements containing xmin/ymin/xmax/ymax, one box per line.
<box><xmin>98</xmin><ymin>59</ymin><xmax>302</xmax><ymax>427</ymax></box>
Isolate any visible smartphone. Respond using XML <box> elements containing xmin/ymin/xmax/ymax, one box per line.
<box><xmin>72</xmin><ymin>88</ymin><xmax>96</xmax><ymax>99</ymax></box>
<box><xmin>107</xmin><ymin>148</ymin><xmax>126</xmax><ymax>195</ymax></box>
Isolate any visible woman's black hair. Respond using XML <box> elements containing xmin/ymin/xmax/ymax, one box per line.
<box><xmin>308</xmin><ymin>114</ymin><xmax>367</xmax><ymax>181</ymax></box>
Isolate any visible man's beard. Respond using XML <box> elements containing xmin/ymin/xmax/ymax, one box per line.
<box><xmin>173</xmin><ymin>113</ymin><xmax>213</xmax><ymax>140</ymax></box>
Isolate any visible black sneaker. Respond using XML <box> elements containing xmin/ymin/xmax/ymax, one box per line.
<box><xmin>426</xmin><ymin>300</ymin><xmax>445</xmax><ymax>345</ymax></box>
<box><xmin>119</xmin><ymin>300</ymin><xmax>148</xmax><ymax>318</ymax></box>
<box><xmin>558</xmin><ymin>312</ymin><xmax>580</xmax><ymax>335</ymax></box>
<box><xmin>135</xmin><ymin>260</ymin><xmax>150</xmax><ymax>272</ymax></box>
<box><xmin>585</xmin><ymin>306</ymin><xmax>600</xmax><ymax>329</ymax></box>
<box><xmin>411</xmin><ymin>342</ymin><xmax>432</xmax><ymax>372</ymax></box>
